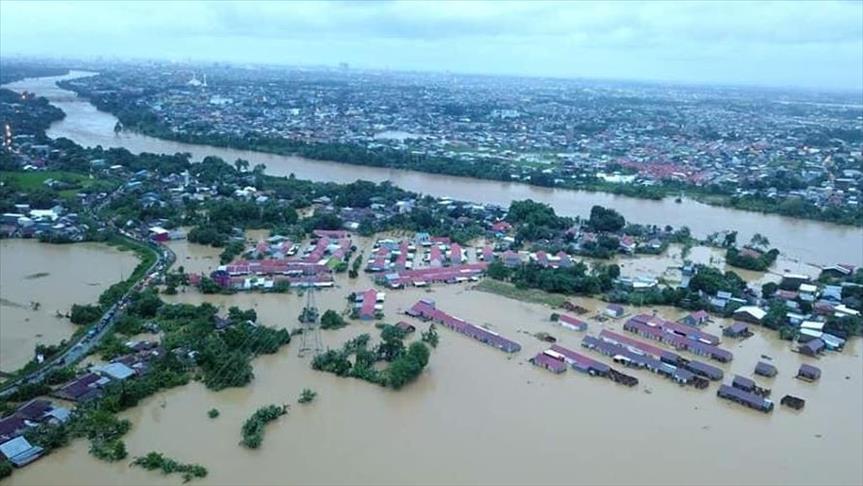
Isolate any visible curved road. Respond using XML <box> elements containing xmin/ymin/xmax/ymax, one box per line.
<box><xmin>0</xmin><ymin>206</ymin><xmax>175</xmax><ymax>398</ymax></box>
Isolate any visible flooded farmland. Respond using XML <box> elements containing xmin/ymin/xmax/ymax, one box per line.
<box><xmin>5</xmin><ymin>238</ymin><xmax>862</xmax><ymax>486</ymax></box>
<box><xmin>0</xmin><ymin>239</ymin><xmax>139</xmax><ymax>374</ymax></box>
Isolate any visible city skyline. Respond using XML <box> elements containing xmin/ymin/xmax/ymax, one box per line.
<box><xmin>1</xmin><ymin>0</ymin><xmax>862</xmax><ymax>92</ymax></box>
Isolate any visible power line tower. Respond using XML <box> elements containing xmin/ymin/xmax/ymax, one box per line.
<box><xmin>298</xmin><ymin>287</ymin><xmax>323</xmax><ymax>357</ymax></box>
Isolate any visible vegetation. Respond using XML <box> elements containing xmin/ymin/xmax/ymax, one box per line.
<box><xmin>0</xmin><ymin>460</ymin><xmax>11</xmax><ymax>479</ymax></box>
<box><xmin>587</xmin><ymin>205</ymin><xmax>626</xmax><ymax>232</ymax></box>
<box><xmin>421</xmin><ymin>324</ymin><xmax>439</xmax><ymax>348</ymax></box>
<box><xmin>725</xmin><ymin>246</ymin><xmax>780</xmax><ymax>271</ymax></box>
<box><xmin>219</xmin><ymin>240</ymin><xmax>245</xmax><ymax>264</ymax></box>
<box><xmin>207</xmin><ymin>408</ymin><xmax>220</xmax><ymax>419</ymax></box>
<box><xmin>240</xmin><ymin>404</ymin><xmax>288</xmax><ymax>449</ymax></box>
<box><xmin>311</xmin><ymin>328</ymin><xmax>432</xmax><ymax>390</ymax></box>
<box><xmin>298</xmin><ymin>388</ymin><xmax>317</xmax><ymax>404</ymax></box>
<box><xmin>506</xmin><ymin>199</ymin><xmax>572</xmax><ymax>242</ymax></box>
<box><xmin>475</xmin><ymin>278</ymin><xmax>568</xmax><ymax>307</ymax></box>
<box><xmin>320</xmin><ymin>309</ymin><xmax>348</xmax><ymax>330</ymax></box>
<box><xmin>488</xmin><ymin>260</ymin><xmax>619</xmax><ymax>296</ymax></box>
<box><xmin>69</xmin><ymin>304</ymin><xmax>106</xmax><ymax>325</ymax></box>
<box><xmin>349</xmin><ymin>253</ymin><xmax>363</xmax><ymax>278</ymax></box>
<box><xmin>132</xmin><ymin>452</ymin><xmax>208</xmax><ymax>483</ymax></box>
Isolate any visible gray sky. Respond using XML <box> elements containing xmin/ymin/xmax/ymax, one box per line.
<box><xmin>1</xmin><ymin>0</ymin><xmax>861</xmax><ymax>91</ymax></box>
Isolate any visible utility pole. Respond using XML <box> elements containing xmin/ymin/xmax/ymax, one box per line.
<box><xmin>298</xmin><ymin>287</ymin><xmax>323</xmax><ymax>357</ymax></box>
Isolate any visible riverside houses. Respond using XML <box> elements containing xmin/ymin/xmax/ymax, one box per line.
<box><xmin>407</xmin><ymin>299</ymin><xmax>521</xmax><ymax>353</ymax></box>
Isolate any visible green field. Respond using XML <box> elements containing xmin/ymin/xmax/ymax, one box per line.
<box><xmin>0</xmin><ymin>170</ymin><xmax>113</xmax><ymax>198</ymax></box>
<box><xmin>474</xmin><ymin>279</ymin><xmax>568</xmax><ymax>307</ymax></box>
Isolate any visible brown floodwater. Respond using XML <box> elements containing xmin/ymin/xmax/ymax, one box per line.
<box><xmin>3</xmin><ymin>72</ymin><xmax>862</xmax><ymax>268</ymax></box>
<box><xmin>5</xmin><ymin>238</ymin><xmax>862</xmax><ymax>486</ymax></box>
<box><xmin>0</xmin><ymin>239</ymin><xmax>138</xmax><ymax>374</ymax></box>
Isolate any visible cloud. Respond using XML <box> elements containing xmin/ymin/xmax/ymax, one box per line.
<box><xmin>1</xmin><ymin>0</ymin><xmax>861</xmax><ymax>90</ymax></box>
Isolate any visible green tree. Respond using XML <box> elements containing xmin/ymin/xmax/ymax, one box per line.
<box><xmin>320</xmin><ymin>310</ymin><xmax>348</xmax><ymax>330</ymax></box>
<box><xmin>70</xmin><ymin>304</ymin><xmax>102</xmax><ymax>325</ymax></box>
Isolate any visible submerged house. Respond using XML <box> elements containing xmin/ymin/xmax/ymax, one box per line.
<box><xmin>797</xmin><ymin>364</ymin><xmax>821</xmax><ymax>382</ymax></box>
<box><xmin>781</xmin><ymin>395</ymin><xmax>806</xmax><ymax>410</ymax></box>
<box><xmin>407</xmin><ymin>299</ymin><xmax>521</xmax><ymax>353</ymax></box>
<box><xmin>679</xmin><ymin>310</ymin><xmax>710</xmax><ymax>327</ymax></box>
<box><xmin>799</xmin><ymin>339</ymin><xmax>825</xmax><ymax>357</ymax></box>
<box><xmin>717</xmin><ymin>384</ymin><xmax>774</xmax><ymax>413</ymax></box>
<box><xmin>732</xmin><ymin>375</ymin><xmax>770</xmax><ymax>397</ymax></box>
<box><xmin>395</xmin><ymin>321</ymin><xmax>416</xmax><ymax>334</ymax></box>
<box><xmin>530</xmin><ymin>350</ymin><xmax>567</xmax><ymax>374</ymax></box>
<box><xmin>754</xmin><ymin>361</ymin><xmax>778</xmax><ymax>378</ymax></box>
<box><xmin>604</xmin><ymin>304</ymin><xmax>625</xmax><ymax>318</ymax></box>
<box><xmin>353</xmin><ymin>288</ymin><xmax>384</xmax><ymax>320</ymax></box>
<box><xmin>556</xmin><ymin>314</ymin><xmax>587</xmax><ymax>332</ymax></box>
<box><xmin>549</xmin><ymin>344</ymin><xmax>637</xmax><ymax>386</ymax></box>
<box><xmin>723</xmin><ymin>322</ymin><xmax>752</xmax><ymax>339</ymax></box>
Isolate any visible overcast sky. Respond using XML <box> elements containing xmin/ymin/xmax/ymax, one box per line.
<box><xmin>1</xmin><ymin>0</ymin><xmax>861</xmax><ymax>91</ymax></box>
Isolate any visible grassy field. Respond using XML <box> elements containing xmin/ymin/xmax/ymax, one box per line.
<box><xmin>0</xmin><ymin>170</ymin><xmax>113</xmax><ymax>198</ymax></box>
<box><xmin>474</xmin><ymin>279</ymin><xmax>568</xmax><ymax>307</ymax></box>
<box><xmin>1</xmin><ymin>170</ymin><xmax>87</xmax><ymax>189</ymax></box>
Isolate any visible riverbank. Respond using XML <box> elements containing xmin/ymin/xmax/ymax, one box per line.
<box><xmin>4</xmin><ymin>72</ymin><xmax>862</xmax><ymax>268</ymax></box>
<box><xmin>105</xmin><ymin>123</ymin><xmax>863</xmax><ymax>227</ymax></box>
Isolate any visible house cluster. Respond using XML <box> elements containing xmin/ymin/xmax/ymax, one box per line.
<box><xmin>734</xmin><ymin>270</ymin><xmax>860</xmax><ymax>354</ymax></box>
<box><xmin>365</xmin><ymin>234</ymin><xmax>465</xmax><ymax>273</ymax></box>
<box><xmin>530</xmin><ymin>344</ymin><xmax>639</xmax><ymax>387</ymax></box>
<box><xmin>209</xmin><ymin>230</ymin><xmax>354</xmax><ymax>290</ymax></box>
<box><xmin>406</xmin><ymin>299</ymin><xmax>521</xmax><ymax>353</ymax></box>
<box><xmin>71</xmin><ymin>63</ymin><xmax>863</xmax><ymax>219</ymax></box>
<box><xmin>599</xmin><ymin>329</ymin><xmax>725</xmax><ymax>381</ymax></box>
<box><xmin>581</xmin><ymin>334</ymin><xmax>709</xmax><ymax>389</ymax></box>
<box><xmin>0</xmin><ymin>400</ymin><xmax>71</xmax><ymax>468</ymax></box>
<box><xmin>362</xmin><ymin>234</ymin><xmax>489</xmax><ymax>289</ymax></box>
<box><xmin>53</xmin><ymin>341</ymin><xmax>164</xmax><ymax>403</ymax></box>
<box><xmin>0</xmin><ymin>204</ymin><xmax>90</xmax><ymax>241</ymax></box>
<box><xmin>623</xmin><ymin>314</ymin><xmax>733</xmax><ymax>363</ymax></box>
<box><xmin>0</xmin><ymin>341</ymin><xmax>161</xmax><ymax>471</ymax></box>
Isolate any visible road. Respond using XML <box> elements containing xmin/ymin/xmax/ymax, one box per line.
<box><xmin>0</xmin><ymin>190</ymin><xmax>176</xmax><ymax>398</ymax></box>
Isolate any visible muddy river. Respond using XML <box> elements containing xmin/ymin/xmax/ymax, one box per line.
<box><xmin>5</xmin><ymin>237</ymin><xmax>862</xmax><ymax>486</ymax></box>
<box><xmin>0</xmin><ymin>239</ymin><xmax>139</xmax><ymax>374</ymax></box>
<box><xmin>3</xmin><ymin>72</ymin><xmax>862</xmax><ymax>268</ymax></box>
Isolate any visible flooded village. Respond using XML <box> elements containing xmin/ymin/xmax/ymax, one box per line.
<box><xmin>0</xmin><ymin>70</ymin><xmax>861</xmax><ymax>486</ymax></box>
<box><xmin>3</xmin><ymin>219</ymin><xmax>862</xmax><ymax>485</ymax></box>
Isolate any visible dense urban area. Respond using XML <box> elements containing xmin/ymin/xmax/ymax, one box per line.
<box><xmin>0</xmin><ymin>60</ymin><xmax>861</xmax><ymax>484</ymax></box>
<box><xmin>49</xmin><ymin>60</ymin><xmax>863</xmax><ymax>226</ymax></box>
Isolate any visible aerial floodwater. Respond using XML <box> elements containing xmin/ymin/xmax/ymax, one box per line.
<box><xmin>4</xmin><ymin>72</ymin><xmax>862</xmax><ymax>268</ymax></box>
<box><xmin>0</xmin><ymin>240</ymin><xmax>138</xmax><ymax>373</ymax></box>
<box><xmin>4</xmin><ymin>239</ymin><xmax>863</xmax><ymax>486</ymax></box>
<box><xmin>1</xmin><ymin>73</ymin><xmax>862</xmax><ymax>486</ymax></box>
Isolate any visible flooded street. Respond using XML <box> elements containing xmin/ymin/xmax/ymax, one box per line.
<box><xmin>5</xmin><ymin>238</ymin><xmax>862</xmax><ymax>485</ymax></box>
<box><xmin>0</xmin><ymin>239</ymin><xmax>139</xmax><ymax>373</ymax></box>
<box><xmin>3</xmin><ymin>72</ymin><xmax>862</xmax><ymax>268</ymax></box>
